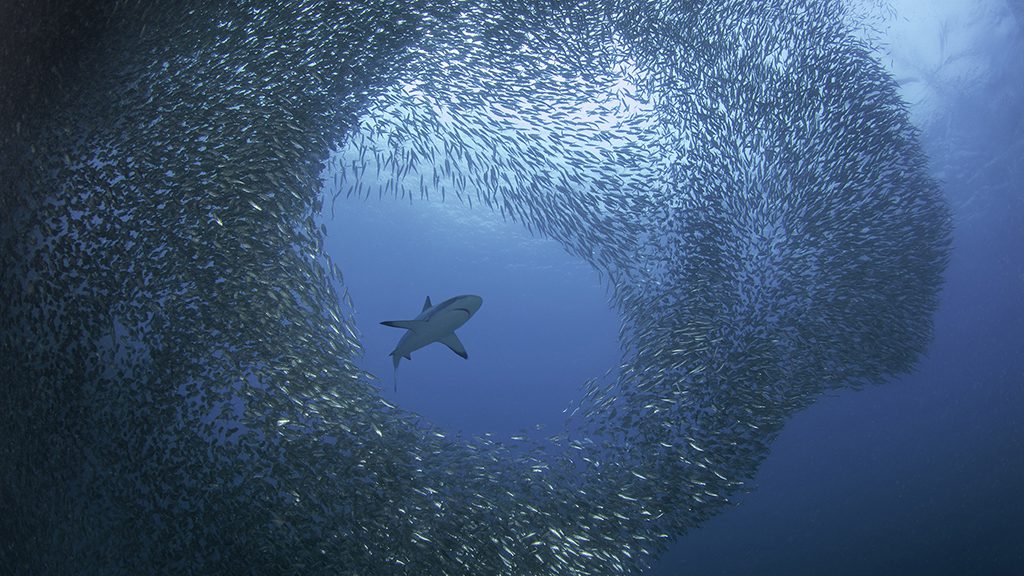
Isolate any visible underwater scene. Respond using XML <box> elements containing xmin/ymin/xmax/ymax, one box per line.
<box><xmin>1</xmin><ymin>0</ymin><xmax>1021</xmax><ymax>574</ymax></box>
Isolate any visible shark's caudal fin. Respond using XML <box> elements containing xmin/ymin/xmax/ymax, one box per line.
<box><xmin>390</xmin><ymin>352</ymin><xmax>399</xmax><ymax>392</ymax></box>
<box><xmin>389</xmin><ymin>351</ymin><xmax>411</xmax><ymax>392</ymax></box>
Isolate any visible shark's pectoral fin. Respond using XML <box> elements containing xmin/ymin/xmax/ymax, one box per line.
<box><xmin>381</xmin><ymin>320</ymin><xmax>425</xmax><ymax>331</ymax></box>
<box><xmin>439</xmin><ymin>333</ymin><xmax>468</xmax><ymax>359</ymax></box>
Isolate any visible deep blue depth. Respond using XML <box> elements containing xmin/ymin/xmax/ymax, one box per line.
<box><xmin>327</xmin><ymin>196</ymin><xmax>620</xmax><ymax>439</ymax></box>
<box><xmin>324</xmin><ymin>4</ymin><xmax>1024</xmax><ymax>574</ymax></box>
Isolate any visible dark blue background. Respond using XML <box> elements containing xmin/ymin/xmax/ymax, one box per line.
<box><xmin>324</xmin><ymin>2</ymin><xmax>1024</xmax><ymax>574</ymax></box>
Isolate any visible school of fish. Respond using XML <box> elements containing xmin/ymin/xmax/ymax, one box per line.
<box><xmin>0</xmin><ymin>0</ymin><xmax>951</xmax><ymax>574</ymax></box>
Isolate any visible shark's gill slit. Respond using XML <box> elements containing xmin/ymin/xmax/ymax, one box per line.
<box><xmin>320</xmin><ymin>153</ymin><xmax>621</xmax><ymax>438</ymax></box>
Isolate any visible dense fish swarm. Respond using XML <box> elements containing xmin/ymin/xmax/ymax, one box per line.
<box><xmin>0</xmin><ymin>0</ymin><xmax>950</xmax><ymax>574</ymax></box>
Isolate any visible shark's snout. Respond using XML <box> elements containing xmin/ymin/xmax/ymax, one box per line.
<box><xmin>458</xmin><ymin>295</ymin><xmax>483</xmax><ymax>315</ymax></box>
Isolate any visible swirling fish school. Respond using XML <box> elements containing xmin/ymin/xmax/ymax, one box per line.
<box><xmin>0</xmin><ymin>0</ymin><xmax>950</xmax><ymax>574</ymax></box>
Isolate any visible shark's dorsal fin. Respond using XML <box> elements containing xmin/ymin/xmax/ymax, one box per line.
<box><xmin>422</xmin><ymin>296</ymin><xmax>432</xmax><ymax>312</ymax></box>
<box><xmin>439</xmin><ymin>333</ymin><xmax>468</xmax><ymax>359</ymax></box>
<box><xmin>381</xmin><ymin>320</ymin><xmax>425</xmax><ymax>331</ymax></box>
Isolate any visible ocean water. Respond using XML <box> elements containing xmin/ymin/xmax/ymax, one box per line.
<box><xmin>325</xmin><ymin>3</ymin><xmax>1024</xmax><ymax>574</ymax></box>
<box><xmin>644</xmin><ymin>4</ymin><xmax>1024</xmax><ymax>574</ymax></box>
<box><xmin>1</xmin><ymin>0</ymin><xmax>1021</xmax><ymax>575</ymax></box>
<box><xmin>327</xmin><ymin>196</ymin><xmax>620</xmax><ymax>438</ymax></box>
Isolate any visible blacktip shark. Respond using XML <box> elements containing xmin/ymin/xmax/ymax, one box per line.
<box><xmin>381</xmin><ymin>294</ymin><xmax>483</xmax><ymax>391</ymax></box>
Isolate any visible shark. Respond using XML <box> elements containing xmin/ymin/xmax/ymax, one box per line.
<box><xmin>381</xmin><ymin>294</ymin><xmax>483</xmax><ymax>390</ymax></box>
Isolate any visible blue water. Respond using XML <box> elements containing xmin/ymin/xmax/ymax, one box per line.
<box><xmin>650</xmin><ymin>204</ymin><xmax>1024</xmax><ymax>574</ymax></box>
<box><xmin>324</xmin><ymin>3</ymin><xmax>1024</xmax><ymax>573</ymax></box>
<box><xmin>3</xmin><ymin>0</ymin><xmax>1021</xmax><ymax>573</ymax></box>
<box><xmin>327</xmin><ymin>196</ymin><xmax>620</xmax><ymax>438</ymax></box>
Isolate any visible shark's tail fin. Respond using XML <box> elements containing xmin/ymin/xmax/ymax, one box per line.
<box><xmin>390</xmin><ymin>352</ymin><xmax>399</xmax><ymax>392</ymax></box>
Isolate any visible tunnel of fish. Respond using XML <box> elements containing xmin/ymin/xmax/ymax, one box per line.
<box><xmin>0</xmin><ymin>0</ymin><xmax>950</xmax><ymax>574</ymax></box>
